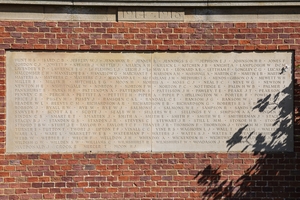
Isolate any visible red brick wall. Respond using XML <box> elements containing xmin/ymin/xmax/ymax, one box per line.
<box><xmin>0</xmin><ymin>21</ymin><xmax>299</xmax><ymax>199</ymax></box>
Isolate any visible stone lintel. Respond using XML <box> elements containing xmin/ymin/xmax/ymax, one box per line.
<box><xmin>2</xmin><ymin>5</ymin><xmax>300</xmax><ymax>22</ymax></box>
<box><xmin>0</xmin><ymin>0</ymin><xmax>300</xmax><ymax>7</ymax></box>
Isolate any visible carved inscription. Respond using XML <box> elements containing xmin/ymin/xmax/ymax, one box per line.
<box><xmin>6</xmin><ymin>52</ymin><xmax>293</xmax><ymax>153</ymax></box>
<box><xmin>118</xmin><ymin>8</ymin><xmax>184</xmax><ymax>21</ymax></box>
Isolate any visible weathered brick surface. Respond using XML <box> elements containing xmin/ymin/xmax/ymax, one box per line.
<box><xmin>0</xmin><ymin>21</ymin><xmax>299</xmax><ymax>199</ymax></box>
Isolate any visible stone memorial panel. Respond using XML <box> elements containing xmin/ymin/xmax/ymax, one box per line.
<box><xmin>6</xmin><ymin>51</ymin><xmax>293</xmax><ymax>153</ymax></box>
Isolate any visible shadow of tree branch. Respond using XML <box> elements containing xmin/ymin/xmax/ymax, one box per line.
<box><xmin>195</xmin><ymin>80</ymin><xmax>296</xmax><ymax>199</ymax></box>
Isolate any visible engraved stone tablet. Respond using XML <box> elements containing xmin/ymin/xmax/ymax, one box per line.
<box><xmin>6</xmin><ymin>51</ymin><xmax>293</xmax><ymax>153</ymax></box>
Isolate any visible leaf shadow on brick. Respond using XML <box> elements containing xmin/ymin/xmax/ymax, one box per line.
<box><xmin>195</xmin><ymin>80</ymin><xmax>298</xmax><ymax>199</ymax></box>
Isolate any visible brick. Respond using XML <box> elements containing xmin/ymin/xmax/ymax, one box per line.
<box><xmin>84</xmin><ymin>39</ymin><xmax>95</xmax><ymax>45</ymax></box>
<box><xmin>102</xmin><ymin>34</ymin><xmax>112</xmax><ymax>39</ymax></box>
<box><xmin>163</xmin><ymin>40</ymin><xmax>173</xmax><ymax>45</ymax></box>
<box><xmin>102</xmin><ymin>22</ymin><xmax>112</xmax><ymax>27</ymax></box>
<box><xmin>123</xmin><ymin>33</ymin><xmax>134</xmax><ymax>39</ymax></box>
<box><xmin>5</xmin><ymin>27</ymin><xmax>15</xmax><ymax>32</ymax></box>
<box><xmin>162</xmin><ymin>28</ymin><xmax>172</xmax><ymax>33</ymax></box>
<box><xmin>39</xmin><ymin>27</ymin><xmax>50</xmax><ymax>32</ymax></box>
<box><xmin>157</xmin><ymin>34</ymin><xmax>167</xmax><ymax>39</ymax></box>
<box><xmin>202</xmin><ymin>34</ymin><xmax>213</xmax><ymax>39</ymax></box>
<box><xmin>107</xmin><ymin>39</ymin><xmax>117</xmax><ymax>45</ymax></box>
<box><xmin>218</xmin><ymin>28</ymin><xmax>228</xmax><ymax>33</ymax></box>
<box><xmin>135</xmin><ymin>34</ymin><xmax>145</xmax><ymax>39</ymax></box>
<box><xmin>145</xmin><ymin>34</ymin><xmax>155</xmax><ymax>39</ymax></box>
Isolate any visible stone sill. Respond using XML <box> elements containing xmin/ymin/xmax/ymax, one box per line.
<box><xmin>1</xmin><ymin>0</ymin><xmax>300</xmax><ymax>7</ymax></box>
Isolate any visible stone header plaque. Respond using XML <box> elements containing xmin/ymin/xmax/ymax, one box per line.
<box><xmin>118</xmin><ymin>8</ymin><xmax>184</xmax><ymax>21</ymax></box>
<box><xmin>6</xmin><ymin>51</ymin><xmax>293</xmax><ymax>153</ymax></box>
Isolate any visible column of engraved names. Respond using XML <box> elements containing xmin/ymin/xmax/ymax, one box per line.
<box><xmin>214</xmin><ymin>57</ymin><xmax>262</xmax><ymax>147</ymax></box>
<box><xmin>11</xmin><ymin>57</ymin><xmax>45</xmax><ymax>151</ymax></box>
<box><xmin>195</xmin><ymin>57</ymin><xmax>232</xmax><ymax>148</ymax></box>
<box><xmin>258</xmin><ymin>58</ymin><xmax>289</xmax><ymax>142</ymax></box>
<box><xmin>72</xmin><ymin>57</ymin><xmax>116</xmax><ymax>151</ymax></box>
<box><xmin>151</xmin><ymin>53</ymin><xmax>221</xmax><ymax>151</ymax></box>
<box><xmin>29</xmin><ymin>57</ymin><xmax>80</xmax><ymax>152</ymax></box>
<box><xmin>88</xmin><ymin>55</ymin><xmax>152</xmax><ymax>151</ymax></box>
